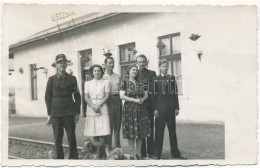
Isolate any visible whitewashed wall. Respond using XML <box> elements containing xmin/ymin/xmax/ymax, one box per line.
<box><xmin>12</xmin><ymin>8</ymin><xmax>257</xmax><ymax>122</ymax></box>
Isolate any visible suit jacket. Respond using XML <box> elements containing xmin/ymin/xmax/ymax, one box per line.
<box><xmin>45</xmin><ymin>72</ymin><xmax>81</xmax><ymax>117</ymax></box>
<box><xmin>137</xmin><ymin>68</ymin><xmax>156</xmax><ymax>107</ymax></box>
<box><xmin>151</xmin><ymin>75</ymin><xmax>179</xmax><ymax>113</ymax></box>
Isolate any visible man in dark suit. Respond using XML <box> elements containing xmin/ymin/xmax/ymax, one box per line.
<box><xmin>151</xmin><ymin>59</ymin><xmax>186</xmax><ymax>160</ymax></box>
<box><xmin>136</xmin><ymin>54</ymin><xmax>156</xmax><ymax>158</ymax></box>
<box><xmin>45</xmin><ymin>54</ymin><xmax>81</xmax><ymax>159</ymax></box>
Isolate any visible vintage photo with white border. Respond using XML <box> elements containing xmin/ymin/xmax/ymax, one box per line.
<box><xmin>1</xmin><ymin>1</ymin><xmax>258</xmax><ymax>166</ymax></box>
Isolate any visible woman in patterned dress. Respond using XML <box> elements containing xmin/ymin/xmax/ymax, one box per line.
<box><xmin>119</xmin><ymin>65</ymin><xmax>151</xmax><ymax>160</ymax></box>
<box><xmin>84</xmin><ymin>64</ymin><xmax>110</xmax><ymax>157</ymax></box>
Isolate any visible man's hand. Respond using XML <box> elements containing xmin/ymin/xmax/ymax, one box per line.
<box><xmin>154</xmin><ymin>110</ymin><xmax>159</xmax><ymax>119</ymax></box>
<box><xmin>45</xmin><ymin>116</ymin><xmax>52</xmax><ymax>126</ymax></box>
<box><xmin>74</xmin><ymin>114</ymin><xmax>79</xmax><ymax>123</ymax></box>
<box><xmin>175</xmin><ymin>109</ymin><xmax>179</xmax><ymax>116</ymax></box>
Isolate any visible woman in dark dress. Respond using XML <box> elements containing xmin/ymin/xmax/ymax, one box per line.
<box><xmin>119</xmin><ymin>65</ymin><xmax>151</xmax><ymax>160</ymax></box>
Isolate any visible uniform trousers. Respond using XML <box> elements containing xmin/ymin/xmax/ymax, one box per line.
<box><xmin>51</xmin><ymin>116</ymin><xmax>78</xmax><ymax>159</ymax></box>
<box><xmin>154</xmin><ymin>109</ymin><xmax>180</xmax><ymax>159</ymax></box>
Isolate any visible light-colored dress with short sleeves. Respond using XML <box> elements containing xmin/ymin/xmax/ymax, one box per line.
<box><xmin>84</xmin><ymin>79</ymin><xmax>111</xmax><ymax>136</ymax></box>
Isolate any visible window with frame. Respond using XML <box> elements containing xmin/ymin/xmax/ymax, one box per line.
<box><xmin>119</xmin><ymin>42</ymin><xmax>136</xmax><ymax>79</ymax></box>
<box><xmin>30</xmin><ymin>64</ymin><xmax>38</xmax><ymax>100</ymax></box>
<box><xmin>158</xmin><ymin>33</ymin><xmax>183</xmax><ymax>95</ymax></box>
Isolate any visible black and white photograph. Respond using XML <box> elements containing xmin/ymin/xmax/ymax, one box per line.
<box><xmin>1</xmin><ymin>2</ymin><xmax>258</xmax><ymax>167</ymax></box>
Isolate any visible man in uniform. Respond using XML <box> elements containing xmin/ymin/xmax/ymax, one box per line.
<box><xmin>102</xmin><ymin>57</ymin><xmax>122</xmax><ymax>150</ymax></box>
<box><xmin>45</xmin><ymin>54</ymin><xmax>81</xmax><ymax>159</ymax></box>
<box><xmin>136</xmin><ymin>54</ymin><xmax>156</xmax><ymax>158</ymax></box>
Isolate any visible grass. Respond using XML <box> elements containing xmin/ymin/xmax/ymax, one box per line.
<box><xmin>9</xmin><ymin>116</ymin><xmax>224</xmax><ymax>159</ymax></box>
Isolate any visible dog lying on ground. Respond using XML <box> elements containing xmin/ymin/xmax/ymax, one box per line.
<box><xmin>107</xmin><ymin>148</ymin><xmax>124</xmax><ymax>160</ymax></box>
<box><xmin>81</xmin><ymin>141</ymin><xmax>126</xmax><ymax>160</ymax></box>
<box><xmin>81</xmin><ymin>141</ymin><xmax>106</xmax><ymax>159</ymax></box>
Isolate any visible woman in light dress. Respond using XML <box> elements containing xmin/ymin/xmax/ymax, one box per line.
<box><xmin>84</xmin><ymin>64</ymin><xmax>110</xmax><ymax>157</ymax></box>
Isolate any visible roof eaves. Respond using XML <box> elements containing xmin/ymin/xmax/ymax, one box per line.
<box><xmin>10</xmin><ymin>13</ymin><xmax>120</xmax><ymax>49</ymax></box>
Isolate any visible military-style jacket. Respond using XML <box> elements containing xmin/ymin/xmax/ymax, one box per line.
<box><xmin>45</xmin><ymin>72</ymin><xmax>81</xmax><ymax>117</ymax></box>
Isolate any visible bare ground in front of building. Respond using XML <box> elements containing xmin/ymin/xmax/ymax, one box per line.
<box><xmin>8</xmin><ymin>116</ymin><xmax>224</xmax><ymax>159</ymax></box>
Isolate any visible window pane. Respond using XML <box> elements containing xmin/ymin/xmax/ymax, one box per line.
<box><xmin>172</xmin><ymin>36</ymin><xmax>181</xmax><ymax>54</ymax></box>
<box><xmin>128</xmin><ymin>44</ymin><xmax>136</xmax><ymax>61</ymax></box>
<box><xmin>160</xmin><ymin>38</ymin><xmax>171</xmax><ymax>56</ymax></box>
<box><xmin>129</xmin><ymin>50</ymin><xmax>136</xmax><ymax>61</ymax></box>
<box><xmin>80</xmin><ymin>50</ymin><xmax>92</xmax><ymax>70</ymax></box>
<box><xmin>120</xmin><ymin>46</ymin><xmax>128</xmax><ymax>62</ymax></box>
<box><xmin>168</xmin><ymin>60</ymin><xmax>172</xmax><ymax>75</ymax></box>
<box><xmin>120</xmin><ymin>43</ymin><xmax>136</xmax><ymax>62</ymax></box>
<box><xmin>86</xmin><ymin>52</ymin><xmax>92</xmax><ymax>67</ymax></box>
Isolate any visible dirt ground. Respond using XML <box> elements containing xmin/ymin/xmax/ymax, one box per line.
<box><xmin>9</xmin><ymin>116</ymin><xmax>225</xmax><ymax>159</ymax></box>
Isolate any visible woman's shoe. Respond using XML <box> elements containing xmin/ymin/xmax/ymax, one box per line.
<box><xmin>136</xmin><ymin>154</ymin><xmax>143</xmax><ymax>160</ymax></box>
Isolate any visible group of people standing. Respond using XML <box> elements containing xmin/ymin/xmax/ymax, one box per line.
<box><xmin>45</xmin><ymin>53</ymin><xmax>187</xmax><ymax>160</ymax></box>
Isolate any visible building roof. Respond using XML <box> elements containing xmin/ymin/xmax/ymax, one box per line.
<box><xmin>10</xmin><ymin>12</ymin><xmax>120</xmax><ymax>49</ymax></box>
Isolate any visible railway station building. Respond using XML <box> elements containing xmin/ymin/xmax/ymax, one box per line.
<box><xmin>8</xmin><ymin>9</ymin><xmax>257</xmax><ymax>122</ymax></box>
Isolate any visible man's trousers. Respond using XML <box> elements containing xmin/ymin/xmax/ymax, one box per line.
<box><xmin>51</xmin><ymin>116</ymin><xmax>78</xmax><ymax>159</ymax></box>
<box><xmin>154</xmin><ymin>110</ymin><xmax>180</xmax><ymax>159</ymax></box>
<box><xmin>141</xmin><ymin>107</ymin><xmax>154</xmax><ymax>157</ymax></box>
<box><xmin>107</xmin><ymin>96</ymin><xmax>122</xmax><ymax>149</ymax></box>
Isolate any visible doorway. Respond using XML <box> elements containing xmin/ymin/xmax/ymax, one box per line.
<box><xmin>79</xmin><ymin>49</ymin><xmax>92</xmax><ymax>115</ymax></box>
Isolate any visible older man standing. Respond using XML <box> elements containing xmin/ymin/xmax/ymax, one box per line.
<box><xmin>136</xmin><ymin>54</ymin><xmax>156</xmax><ymax>158</ymax></box>
<box><xmin>102</xmin><ymin>57</ymin><xmax>122</xmax><ymax>150</ymax></box>
<box><xmin>45</xmin><ymin>54</ymin><xmax>81</xmax><ymax>159</ymax></box>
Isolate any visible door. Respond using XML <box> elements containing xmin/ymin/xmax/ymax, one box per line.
<box><xmin>79</xmin><ymin>49</ymin><xmax>92</xmax><ymax>115</ymax></box>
